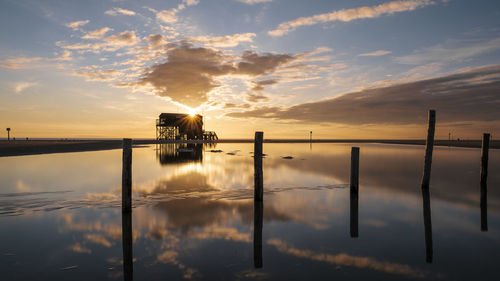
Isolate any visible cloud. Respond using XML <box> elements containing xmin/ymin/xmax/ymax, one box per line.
<box><xmin>13</xmin><ymin>82</ymin><xmax>38</xmax><ymax>93</ymax></box>
<box><xmin>105</xmin><ymin>30</ymin><xmax>139</xmax><ymax>46</ymax></box>
<box><xmin>82</xmin><ymin>27</ymin><xmax>113</xmax><ymax>39</ymax></box>
<box><xmin>358</xmin><ymin>50</ymin><xmax>392</xmax><ymax>57</ymax></box>
<box><xmin>65</xmin><ymin>20</ymin><xmax>90</xmax><ymax>30</ymax></box>
<box><xmin>227</xmin><ymin>65</ymin><xmax>500</xmax><ymax>125</ymax></box>
<box><xmin>395</xmin><ymin>37</ymin><xmax>500</xmax><ymax>64</ymax></box>
<box><xmin>268</xmin><ymin>0</ymin><xmax>434</xmax><ymax>36</ymax></box>
<box><xmin>74</xmin><ymin>69</ymin><xmax>119</xmax><ymax>81</ymax></box>
<box><xmin>191</xmin><ymin>33</ymin><xmax>256</xmax><ymax>48</ymax></box>
<box><xmin>246</xmin><ymin>92</ymin><xmax>269</xmax><ymax>102</ymax></box>
<box><xmin>236</xmin><ymin>0</ymin><xmax>272</xmax><ymax>4</ymax></box>
<box><xmin>156</xmin><ymin>0</ymin><xmax>199</xmax><ymax>24</ymax></box>
<box><xmin>146</xmin><ymin>34</ymin><xmax>168</xmax><ymax>48</ymax></box>
<box><xmin>250</xmin><ymin>79</ymin><xmax>278</xmax><ymax>91</ymax></box>
<box><xmin>0</xmin><ymin>57</ymin><xmax>43</xmax><ymax>69</ymax></box>
<box><xmin>134</xmin><ymin>43</ymin><xmax>297</xmax><ymax>107</ymax></box>
<box><xmin>105</xmin><ymin>7</ymin><xmax>136</xmax><ymax>16</ymax></box>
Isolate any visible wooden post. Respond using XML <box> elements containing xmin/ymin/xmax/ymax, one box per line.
<box><xmin>421</xmin><ymin>110</ymin><xmax>436</xmax><ymax>189</ymax></box>
<box><xmin>422</xmin><ymin>188</ymin><xmax>433</xmax><ymax>263</ymax></box>
<box><xmin>253</xmin><ymin>200</ymin><xmax>263</xmax><ymax>268</ymax></box>
<box><xmin>122</xmin><ymin>210</ymin><xmax>133</xmax><ymax>281</ymax></box>
<box><xmin>254</xmin><ymin>132</ymin><xmax>263</xmax><ymax>201</ymax></box>
<box><xmin>350</xmin><ymin>190</ymin><xmax>358</xmax><ymax>238</ymax></box>
<box><xmin>480</xmin><ymin>133</ymin><xmax>490</xmax><ymax>231</ymax></box>
<box><xmin>122</xmin><ymin>138</ymin><xmax>132</xmax><ymax>212</ymax></box>
<box><xmin>350</xmin><ymin>147</ymin><xmax>360</xmax><ymax>192</ymax></box>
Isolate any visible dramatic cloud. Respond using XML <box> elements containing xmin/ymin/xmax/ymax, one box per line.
<box><xmin>65</xmin><ymin>20</ymin><xmax>89</xmax><ymax>30</ymax></box>
<box><xmin>395</xmin><ymin>37</ymin><xmax>500</xmax><ymax>64</ymax></box>
<box><xmin>227</xmin><ymin>65</ymin><xmax>500</xmax><ymax>125</ymax></box>
<box><xmin>135</xmin><ymin>43</ymin><xmax>296</xmax><ymax>107</ymax></box>
<box><xmin>82</xmin><ymin>27</ymin><xmax>113</xmax><ymax>40</ymax></box>
<box><xmin>246</xmin><ymin>92</ymin><xmax>269</xmax><ymax>102</ymax></box>
<box><xmin>105</xmin><ymin>7</ymin><xmax>136</xmax><ymax>16</ymax></box>
<box><xmin>191</xmin><ymin>33</ymin><xmax>256</xmax><ymax>48</ymax></box>
<box><xmin>358</xmin><ymin>50</ymin><xmax>392</xmax><ymax>57</ymax></box>
<box><xmin>268</xmin><ymin>0</ymin><xmax>434</xmax><ymax>36</ymax></box>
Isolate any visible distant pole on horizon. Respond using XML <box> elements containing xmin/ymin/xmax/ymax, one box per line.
<box><xmin>310</xmin><ymin>131</ymin><xmax>312</xmax><ymax>142</ymax></box>
<box><xmin>6</xmin><ymin>128</ymin><xmax>10</xmax><ymax>141</ymax></box>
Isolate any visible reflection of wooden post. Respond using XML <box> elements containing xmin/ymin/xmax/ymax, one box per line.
<box><xmin>122</xmin><ymin>139</ymin><xmax>132</xmax><ymax>212</ymax></box>
<box><xmin>254</xmin><ymin>200</ymin><xmax>263</xmax><ymax>268</ymax></box>
<box><xmin>350</xmin><ymin>190</ymin><xmax>358</xmax><ymax>238</ymax></box>
<box><xmin>350</xmin><ymin>147</ymin><xmax>360</xmax><ymax>192</ymax></box>
<box><xmin>422</xmin><ymin>188</ymin><xmax>433</xmax><ymax>263</ymax></box>
<box><xmin>480</xmin><ymin>133</ymin><xmax>490</xmax><ymax>231</ymax></box>
<box><xmin>254</xmin><ymin>132</ymin><xmax>263</xmax><ymax>201</ymax></box>
<box><xmin>122</xmin><ymin>210</ymin><xmax>133</xmax><ymax>281</ymax></box>
<box><xmin>421</xmin><ymin>110</ymin><xmax>436</xmax><ymax>189</ymax></box>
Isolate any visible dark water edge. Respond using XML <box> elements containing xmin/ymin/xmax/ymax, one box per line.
<box><xmin>1</xmin><ymin>139</ymin><xmax>498</xmax><ymax>157</ymax></box>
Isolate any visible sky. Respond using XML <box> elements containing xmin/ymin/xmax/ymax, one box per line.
<box><xmin>0</xmin><ymin>0</ymin><xmax>499</xmax><ymax>139</ymax></box>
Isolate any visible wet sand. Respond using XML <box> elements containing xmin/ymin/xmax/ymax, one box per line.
<box><xmin>0</xmin><ymin>139</ymin><xmax>497</xmax><ymax>157</ymax></box>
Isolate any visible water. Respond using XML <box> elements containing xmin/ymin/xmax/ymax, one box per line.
<box><xmin>0</xmin><ymin>143</ymin><xmax>499</xmax><ymax>280</ymax></box>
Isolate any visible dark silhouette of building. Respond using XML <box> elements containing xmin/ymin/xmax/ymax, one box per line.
<box><xmin>156</xmin><ymin>113</ymin><xmax>217</xmax><ymax>140</ymax></box>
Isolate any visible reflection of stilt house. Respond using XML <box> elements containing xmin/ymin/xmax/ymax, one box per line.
<box><xmin>156</xmin><ymin>113</ymin><xmax>218</xmax><ymax>141</ymax></box>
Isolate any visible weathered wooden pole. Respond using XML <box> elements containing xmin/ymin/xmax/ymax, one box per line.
<box><xmin>480</xmin><ymin>133</ymin><xmax>490</xmax><ymax>231</ymax></box>
<box><xmin>422</xmin><ymin>188</ymin><xmax>433</xmax><ymax>263</ymax></box>
<box><xmin>122</xmin><ymin>138</ymin><xmax>132</xmax><ymax>212</ymax></box>
<box><xmin>421</xmin><ymin>110</ymin><xmax>436</xmax><ymax>189</ymax></box>
<box><xmin>122</xmin><ymin>210</ymin><xmax>133</xmax><ymax>281</ymax></box>
<box><xmin>350</xmin><ymin>190</ymin><xmax>359</xmax><ymax>238</ymax></box>
<box><xmin>253</xmin><ymin>200</ymin><xmax>263</xmax><ymax>268</ymax></box>
<box><xmin>350</xmin><ymin>147</ymin><xmax>360</xmax><ymax>192</ymax></box>
<box><xmin>254</xmin><ymin>132</ymin><xmax>263</xmax><ymax>201</ymax></box>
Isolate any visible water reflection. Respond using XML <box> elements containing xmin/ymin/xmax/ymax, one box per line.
<box><xmin>156</xmin><ymin>143</ymin><xmax>204</xmax><ymax>165</ymax></box>
<box><xmin>421</xmin><ymin>188</ymin><xmax>433</xmax><ymax>263</ymax></box>
<box><xmin>254</xmin><ymin>200</ymin><xmax>263</xmax><ymax>268</ymax></box>
<box><xmin>122</xmin><ymin>211</ymin><xmax>133</xmax><ymax>281</ymax></box>
<box><xmin>481</xmin><ymin>180</ymin><xmax>488</xmax><ymax>232</ymax></box>
<box><xmin>350</xmin><ymin>190</ymin><xmax>358</xmax><ymax>238</ymax></box>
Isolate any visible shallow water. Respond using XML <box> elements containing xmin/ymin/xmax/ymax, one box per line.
<box><xmin>0</xmin><ymin>143</ymin><xmax>499</xmax><ymax>280</ymax></box>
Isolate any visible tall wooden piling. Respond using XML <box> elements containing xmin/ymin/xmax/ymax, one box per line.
<box><xmin>350</xmin><ymin>147</ymin><xmax>360</xmax><ymax>192</ymax></box>
<box><xmin>254</xmin><ymin>132</ymin><xmax>263</xmax><ymax>201</ymax></box>
<box><xmin>421</xmin><ymin>110</ymin><xmax>436</xmax><ymax>189</ymax></box>
<box><xmin>254</xmin><ymin>200</ymin><xmax>263</xmax><ymax>268</ymax></box>
<box><xmin>122</xmin><ymin>210</ymin><xmax>133</xmax><ymax>281</ymax></box>
<box><xmin>422</xmin><ymin>188</ymin><xmax>433</xmax><ymax>263</ymax></box>
<box><xmin>480</xmin><ymin>133</ymin><xmax>490</xmax><ymax>231</ymax></box>
<box><xmin>122</xmin><ymin>138</ymin><xmax>132</xmax><ymax>212</ymax></box>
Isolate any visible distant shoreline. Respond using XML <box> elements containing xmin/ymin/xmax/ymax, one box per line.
<box><xmin>0</xmin><ymin>139</ymin><xmax>497</xmax><ymax>157</ymax></box>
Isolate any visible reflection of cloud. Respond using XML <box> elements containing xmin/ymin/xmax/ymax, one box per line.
<box><xmin>157</xmin><ymin>250</ymin><xmax>197</xmax><ymax>279</ymax></box>
<box><xmin>268</xmin><ymin>238</ymin><xmax>424</xmax><ymax>278</ymax></box>
<box><xmin>227</xmin><ymin>65</ymin><xmax>500</xmax><ymax>125</ymax></box>
<box><xmin>69</xmin><ymin>243</ymin><xmax>92</xmax><ymax>254</ymax></box>
<box><xmin>85</xmin><ymin>233</ymin><xmax>113</xmax><ymax>247</ymax></box>
<box><xmin>268</xmin><ymin>0</ymin><xmax>434</xmax><ymax>36</ymax></box>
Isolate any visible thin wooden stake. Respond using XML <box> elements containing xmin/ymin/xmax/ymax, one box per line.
<box><xmin>480</xmin><ymin>133</ymin><xmax>490</xmax><ymax>231</ymax></box>
<box><xmin>254</xmin><ymin>132</ymin><xmax>263</xmax><ymax>201</ymax></box>
<box><xmin>122</xmin><ymin>138</ymin><xmax>132</xmax><ymax>212</ymax></box>
<box><xmin>421</xmin><ymin>110</ymin><xmax>436</xmax><ymax>189</ymax></box>
<box><xmin>350</xmin><ymin>147</ymin><xmax>360</xmax><ymax>192</ymax></box>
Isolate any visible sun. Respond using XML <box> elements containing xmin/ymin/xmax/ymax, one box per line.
<box><xmin>188</xmin><ymin>108</ymin><xmax>197</xmax><ymax>117</ymax></box>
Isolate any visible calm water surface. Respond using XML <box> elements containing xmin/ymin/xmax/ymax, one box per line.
<box><xmin>0</xmin><ymin>143</ymin><xmax>499</xmax><ymax>280</ymax></box>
